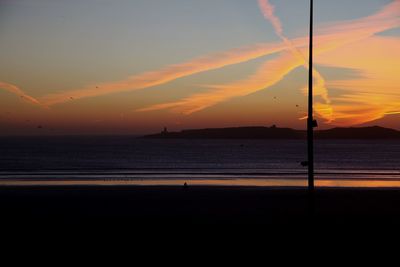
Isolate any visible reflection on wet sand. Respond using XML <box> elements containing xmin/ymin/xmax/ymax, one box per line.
<box><xmin>2</xmin><ymin>178</ymin><xmax>400</xmax><ymax>188</ymax></box>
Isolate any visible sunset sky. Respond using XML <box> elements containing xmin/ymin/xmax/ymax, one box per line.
<box><xmin>0</xmin><ymin>0</ymin><xmax>399</xmax><ymax>135</ymax></box>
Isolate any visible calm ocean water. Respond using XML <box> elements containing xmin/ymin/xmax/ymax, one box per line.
<box><xmin>1</xmin><ymin>136</ymin><xmax>400</xmax><ymax>187</ymax></box>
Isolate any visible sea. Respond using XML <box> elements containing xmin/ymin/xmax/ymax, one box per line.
<box><xmin>1</xmin><ymin>136</ymin><xmax>400</xmax><ymax>187</ymax></box>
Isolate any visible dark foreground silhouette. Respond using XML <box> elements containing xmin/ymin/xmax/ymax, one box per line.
<box><xmin>2</xmin><ymin>186</ymin><xmax>400</xmax><ymax>228</ymax></box>
<box><xmin>143</xmin><ymin>125</ymin><xmax>400</xmax><ymax>139</ymax></box>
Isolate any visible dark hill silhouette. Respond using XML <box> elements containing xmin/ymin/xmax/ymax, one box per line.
<box><xmin>143</xmin><ymin>126</ymin><xmax>303</xmax><ymax>139</ymax></box>
<box><xmin>315</xmin><ymin>126</ymin><xmax>400</xmax><ymax>139</ymax></box>
<box><xmin>143</xmin><ymin>125</ymin><xmax>400</xmax><ymax>139</ymax></box>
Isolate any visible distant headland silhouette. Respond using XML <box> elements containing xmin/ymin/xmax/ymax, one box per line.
<box><xmin>142</xmin><ymin>125</ymin><xmax>400</xmax><ymax>139</ymax></box>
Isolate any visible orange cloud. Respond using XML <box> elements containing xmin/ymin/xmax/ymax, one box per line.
<box><xmin>139</xmin><ymin>1</ymin><xmax>399</xmax><ymax>122</ymax></box>
<box><xmin>40</xmin><ymin>1</ymin><xmax>399</xmax><ymax>107</ymax></box>
<box><xmin>315</xmin><ymin>36</ymin><xmax>400</xmax><ymax>126</ymax></box>
<box><xmin>138</xmin><ymin>51</ymin><xmax>304</xmax><ymax>114</ymax></box>
<box><xmin>39</xmin><ymin>42</ymin><xmax>299</xmax><ymax>106</ymax></box>
<box><xmin>258</xmin><ymin>0</ymin><xmax>332</xmax><ymax>121</ymax></box>
<box><xmin>2</xmin><ymin>0</ymin><xmax>398</xmax><ymax>129</ymax></box>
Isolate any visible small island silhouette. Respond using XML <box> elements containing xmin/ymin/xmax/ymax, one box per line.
<box><xmin>143</xmin><ymin>125</ymin><xmax>400</xmax><ymax>139</ymax></box>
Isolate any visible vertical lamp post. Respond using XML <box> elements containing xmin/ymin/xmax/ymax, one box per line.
<box><xmin>308</xmin><ymin>0</ymin><xmax>315</xmax><ymax>191</ymax></box>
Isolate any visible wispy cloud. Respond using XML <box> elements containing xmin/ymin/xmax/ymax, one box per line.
<box><xmin>138</xmin><ymin>51</ymin><xmax>304</xmax><ymax>114</ymax></box>
<box><xmin>2</xmin><ymin>0</ymin><xmax>399</xmax><ymax>127</ymax></box>
<box><xmin>316</xmin><ymin>35</ymin><xmax>400</xmax><ymax>125</ymax></box>
<box><xmin>38</xmin><ymin>42</ymin><xmax>297</xmax><ymax>106</ymax></box>
<box><xmin>258</xmin><ymin>0</ymin><xmax>332</xmax><ymax>121</ymax></box>
<box><xmin>0</xmin><ymin>82</ymin><xmax>45</xmax><ymax>108</ymax></box>
<box><xmin>139</xmin><ymin>0</ymin><xmax>400</xmax><ymax>122</ymax></box>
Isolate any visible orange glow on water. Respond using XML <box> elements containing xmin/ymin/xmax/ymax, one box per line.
<box><xmin>2</xmin><ymin>178</ymin><xmax>400</xmax><ymax>188</ymax></box>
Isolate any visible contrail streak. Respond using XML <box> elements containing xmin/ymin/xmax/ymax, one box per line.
<box><xmin>258</xmin><ymin>0</ymin><xmax>284</xmax><ymax>36</ymax></box>
<box><xmin>138</xmin><ymin>51</ymin><xmax>304</xmax><ymax>114</ymax></box>
<box><xmin>4</xmin><ymin>0</ymin><xmax>399</xmax><ymax>125</ymax></box>
<box><xmin>137</xmin><ymin>39</ymin><xmax>351</xmax><ymax>116</ymax></box>
<box><xmin>39</xmin><ymin>42</ymin><xmax>298</xmax><ymax>106</ymax></box>
<box><xmin>41</xmin><ymin>0</ymin><xmax>400</xmax><ymax>107</ymax></box>
<box><xmin>139</xmin><ymin>0</ymin><xmax>400</xmax><ymax>120</ymax></box>
<box><xmin>0</xmin><ymin>82</ymin><xmax>45</xmax><ymax>108</ymax></box>
<box><xmin>258</xmin><ymin>0</ymin><xmax>332</xmax><ymax>121</ymax></box>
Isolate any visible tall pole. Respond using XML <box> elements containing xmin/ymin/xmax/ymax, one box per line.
<box><xmin>308</xmin><ymin>0</ymin><xmax>314</xmax><ymax>191</ymax></box>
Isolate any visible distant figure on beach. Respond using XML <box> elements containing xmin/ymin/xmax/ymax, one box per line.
<box><xmin>183</xmin><ymin>182</ymin><xmax>188</xmax><ymax>189</ymax></box>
